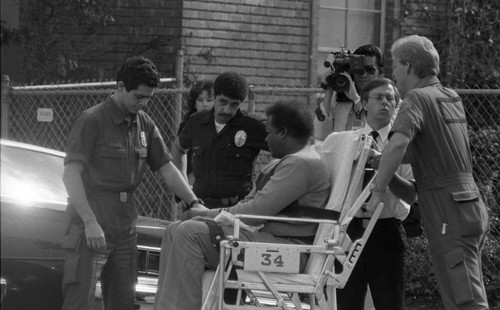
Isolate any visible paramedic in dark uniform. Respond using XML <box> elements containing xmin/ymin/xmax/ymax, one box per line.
<box><xmin>61</xmin><ymin>56</ymin><xmax>205</xmax><ymax>310</ymax></box>
<box><xmin>171</xmin><ymin>71</ymin><xmax>268</xmax><ymax>209</ymax></box>
<box><xmin>366</xmin><ymin>35</ymin><xmax>489</xmax><ymax>310</ymax></box>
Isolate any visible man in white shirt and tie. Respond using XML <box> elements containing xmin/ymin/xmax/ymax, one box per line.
<box><xmin>336</xmin><ymin>78</ymin><xmax>417</xmax><ymax>310</ymax></box>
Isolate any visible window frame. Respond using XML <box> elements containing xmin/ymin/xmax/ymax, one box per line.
<box><xmin>318</xmin><ymin>0</ymin><xmax>387</xmax><ymax>53</ymax></box>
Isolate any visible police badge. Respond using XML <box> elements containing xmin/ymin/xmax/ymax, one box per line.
<box><xmin>140</xmin><ymin>132</ymin><xmax>147</xmax><ymax>147</ymax></box>
<box><xmin>234</xmin><ymin>130</ymin><xmax>247</xmax><ymax>147</ymax></box>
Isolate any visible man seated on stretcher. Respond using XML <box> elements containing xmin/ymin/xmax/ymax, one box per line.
<box><xmin>153</xmin><ymin>100</ymin><xmax>331</xmax><ymax>310</ymax></box>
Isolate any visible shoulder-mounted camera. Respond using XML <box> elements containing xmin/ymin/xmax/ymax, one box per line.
<box><xmin>322</xmin><ymin>46</ymin><xmax>365</xmax><ymax>93</ymax></box>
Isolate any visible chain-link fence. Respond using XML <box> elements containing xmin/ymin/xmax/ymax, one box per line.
<box><xmin>1</xmin><ymin>80</ymin><xmax>499</xmax><ymax>307</ymax></box>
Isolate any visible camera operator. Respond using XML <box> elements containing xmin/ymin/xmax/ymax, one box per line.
<box><xmin>315</xmin><ymin>44</ymin><xmax>384</xmax><ymax>140</ymax></box>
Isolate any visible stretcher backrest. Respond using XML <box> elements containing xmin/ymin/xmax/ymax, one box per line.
<box><xmin>305</xmin><ymin>131</ymin><xmax>371</xmax><ymax>276</ymax></box>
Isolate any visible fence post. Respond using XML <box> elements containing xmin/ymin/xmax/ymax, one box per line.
<box><xmin>248</xmin><ymin>85</ymin><xmax>255</xmax><ymax>113</ymax></box>
<box><xmin>172</xmin><ymin>49</ymin><xmax>185</xmax><ymax>221</ymax></box>
<box><xmin>1</xmin><ymin>75</ymin><xmax>10</xmax><ymax>139</ymax></box>
<box><xmin>175</xmin><ymin>49</ymin><xmax>184</xmax><ymax>128</ymax></box>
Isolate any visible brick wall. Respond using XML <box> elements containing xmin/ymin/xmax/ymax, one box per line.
<box><xmin>5</xmin><ymin>0</ymin><xmax>450</xmax><ymax>86</ymax></box>
<box><xmin>181</xmin><ymin>0</ymin><xmax>312</xmax><ymax>86</ymax></box>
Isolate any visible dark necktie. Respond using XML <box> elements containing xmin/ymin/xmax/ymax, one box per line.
<box><xmin>363</xmin><ymin>130</ymin><xmax>379</xmax><ymax>194</ymax></box>
<box><xmin>370</xmin><ymin>130</ymin><xmax>379</xmax><ymax>145</ymax></box>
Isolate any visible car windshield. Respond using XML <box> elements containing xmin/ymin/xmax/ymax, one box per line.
<box><xmin>1</xmin><ymin>144</ymin><xmax>67</xmax><ymax>206</ymax></box>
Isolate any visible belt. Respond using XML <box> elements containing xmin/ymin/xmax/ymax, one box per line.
<box><xmin>87</xmin><ymin>190</ymin><xmax>134</xmax><ymax>203</ymax></box>
<box><xmin>202</xmin><ymin>196</ymin><xmax>240</xmax><ymax>208</ymax></box>
<box><xmin>352</xmin><ymin>217</ymin><xmax>400</xmax><ymax>229</ymax></box>
<box><xmin>417</xmin><ymin>172</ymin><xmax>475</xmax><ymax>192</ymax></box>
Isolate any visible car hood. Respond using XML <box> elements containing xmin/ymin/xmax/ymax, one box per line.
<box><xmin>136</xmin><ymin>216</ymin><xmax>171</xmax><ymax>248</ymax></box>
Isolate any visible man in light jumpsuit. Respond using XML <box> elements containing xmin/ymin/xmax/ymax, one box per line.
<box><xmin>366</xmin><ymin>35</ymin><xmax>489</xmax><ymax>309</ymax></box>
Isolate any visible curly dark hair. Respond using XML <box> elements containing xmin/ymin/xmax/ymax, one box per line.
<box><xmin>116</xmin><ymin>56</ymin><xmax>160</xmax><ymax>91</ymax></box>
<box><xmin>213</xmin><ymin>71</ymin><xmax>248</xmax><ymax>101</ymax></box>
<box><xmin>265</xmin><ymin>100</ymin><xmax>314</xmax><ymax>143</ymax></box>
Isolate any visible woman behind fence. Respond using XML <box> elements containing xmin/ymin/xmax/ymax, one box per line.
<box><xmin>178</xmin><ymin>80</ymin><xmax>214</xmax><ymax>184</ymax></box>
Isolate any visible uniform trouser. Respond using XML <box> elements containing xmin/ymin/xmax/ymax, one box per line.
<box><xmin>61</xmin><ymin>235</ymin><xmax>137</xmax><ymax>310</ymax></box>
<box><xmin>419</xmin><ymin>183</ymin><xmax>489</xmax><ymax>310</ymax></box>
<box><xmin>428</xmin><ymin>233</ymin><xmax>488</xmax><ymax>310</ymax></box>
<box><xmin>154</xmin><ymin>220</ymin><xmax>302</xmax><ymax>310</ymax></box>
<box><xmin>337</xmin><ymin>218</ymin><xmax>407</xmax><ymax>310</ymax></box>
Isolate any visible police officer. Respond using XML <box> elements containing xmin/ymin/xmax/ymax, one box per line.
<box><xmin>366</xmin><ymin>35</ymin><xmax>489</xmax><ymax>309</ymax></box>
<box><xmin>172</xmin><ymin>71</ymin><xmax>268</xmax><ymax>209</ymax></box>
<box><xmin>61</xmin><ymin>56</ymin><xmax>204</xmax><ymax>310</ymax></box>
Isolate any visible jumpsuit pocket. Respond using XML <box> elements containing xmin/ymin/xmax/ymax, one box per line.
<box><xmin>61</xmin><ymin>233</ymin><xmax>83</xmax><ymax>285</ymax></box>
<box><xmin>451</xmin><ymin>189</ymin><xmax>486</xmax><ymax>237</ymax></box>
<box><xmin>444</xmin><ymin>247</ymin><xmax>474</xmax><ymax>305</ymax></box>
<box><xmin>439</xmin><ymin>96</ymin><xmax>467</xmax><ymax>124</ymax></box>
<box><xmin>136</xmin><ymin>147</ymin><xmax>148</xmax><ymax>176</ymax></box>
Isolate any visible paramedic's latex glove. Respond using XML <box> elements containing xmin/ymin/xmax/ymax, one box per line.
<box><xmin>214</xmin><ymin>211</ymin><xmax>264</xmax><ymax>233</ymax></box>
<box><xmin>182</xmin><ymin>204</ymin><xmax>209</xmax><ymax>220</ymax></box>
<box><xmin>340</xmin><ymin>72</ymin><xmax>361</xmax><ymax>104</ymax></box>
<box><xmin>365</xmin><ymin>184</ymin><xmax>385</xmax><ymax>213</ymax></box>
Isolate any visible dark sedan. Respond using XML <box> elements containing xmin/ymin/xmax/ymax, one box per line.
<box><xmin>0</xmin><ymin>139</ymin><xmax>170</xmax><ymax>309</ymax></box>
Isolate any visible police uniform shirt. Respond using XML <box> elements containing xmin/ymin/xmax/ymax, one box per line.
<box><xmin>65</xmin><ymin>95</ymin><xmax>172</xmax><ymax>193</ymax></box>
<box><xmin>178</xmin><ymin>108</ymin><xmax>268</xmax><ymax>199</ymax></box>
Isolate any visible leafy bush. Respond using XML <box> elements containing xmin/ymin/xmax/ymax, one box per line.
<box><xmin>441</xmin><ymin>1</ymin><xmax>500</xmax><ymax>88</ymax></box>
<box><xmin>1</xmin><ymin>0</ymin><xmax>114</xmax><ymax>84</ymax></box>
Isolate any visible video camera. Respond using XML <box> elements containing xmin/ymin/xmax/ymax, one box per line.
<box><xmin>323</xmin><ymin>46</ymin><xmax>365</xmax><ymax>93</ymax></box>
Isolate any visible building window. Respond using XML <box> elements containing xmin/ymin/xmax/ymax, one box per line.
<box><xmin>317</xmin><ymin>0</ymin><xmax>385</xmax><ymax>75</ymax></box>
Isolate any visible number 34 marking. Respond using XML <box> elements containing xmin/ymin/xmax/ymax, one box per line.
<box><xmin>261</xmin><ymin>253</ymin><xmax>285</xmax><ymax>267</ymax></box>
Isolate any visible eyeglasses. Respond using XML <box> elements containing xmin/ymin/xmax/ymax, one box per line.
<box><xmin>365</xmin><ymin>65</ymin><xmax>378</xmax><ymax>74</ymax></box>
<box><xmin>368</xmin><ymin>93</ymin><xmax>396</xmax><ymax>103</ymax></box>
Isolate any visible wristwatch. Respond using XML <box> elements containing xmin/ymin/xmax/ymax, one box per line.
<box><xmin>188</xmin><ymin>198</ymin><xmax>205</xmax><ymax>210</ymax></box>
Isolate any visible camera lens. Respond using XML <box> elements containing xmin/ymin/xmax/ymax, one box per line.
<box><xmin>330</xmin><ymin>74</ymin><xmax>350</xmax><ymax>92</ymax></box>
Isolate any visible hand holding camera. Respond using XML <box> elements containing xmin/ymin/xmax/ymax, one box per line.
<box><xmin>322</xmin><ymin>46</ymin><xmax>368</xmax><ymax>103</ymax></box>
<box><xmin>339</xmin><ymin>72</ymin><xmax>360</xmax><ymax>103</ymax></box>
